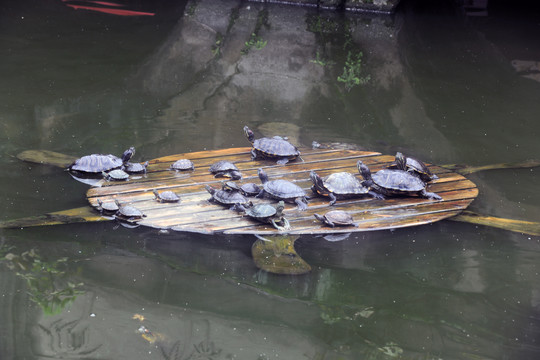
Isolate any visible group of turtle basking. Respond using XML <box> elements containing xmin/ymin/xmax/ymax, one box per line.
<box><xmin>66</xmin><ymin>125</ymin><xmax>442</xmax><ymax>230</ymax></box>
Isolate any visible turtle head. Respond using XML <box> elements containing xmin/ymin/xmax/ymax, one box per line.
<box><xmin>357</xmin><ymin>161</ymin><xmax>372</xmax><ymax>180</ymax></box>
<box><xmin>204</xmin><ymin>184</ymin><xmax>216</xmax><ymax>195</ymax></box>
<box><xmin>309</xmin><ymin>170</ymin><xmax>324</xmax><ymax>187</ymax></box>
<box><xmin>152</xmin><ymin>189</ymin><xmax>159</xmax><ymax>197</ymax></box>
<box><xmin>243</xmin><ymin>126</ymin><xmax>255</xmax><ymax>143</ymax></box>
<box><xmin>275</xmin><ymin>200</ymin><xmax>285</xmax><ymax>214</ymax></box>
<box><xmin>395</xmin><ymin>152</ymin><xmax>407</xmax><ymax>170</ymax></box>
<box><xmin>257</xmin><ymin>168</ymin><xmax>268</xmax><ymax>184</ymax></box>
<box><xmin>122</xmin><ymin>147</ymin><xmax>135</xmax><ymax>163</ymax></box>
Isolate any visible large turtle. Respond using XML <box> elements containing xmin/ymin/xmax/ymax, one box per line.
<box><xmin>234</xmin><ymin>201</ymin><xmax>290</xmax><ymax>231</ymax></box>
<box><xmin>357</xmin><ymin>158</ymin><xmax>442</xmax><ymax>200</ymax></box>
<box><xmin>68</xmin><ymin>147</ymin><xmax>135</xmax><ymax>176</ymax></box>
<box><xmin>244</xmin><ymin>126</ymin><xmax>301</xmax><ymax>165</ymax></box>
<box><xmin>257</xmin><ymin>168</ymin><xmax>308</xmax><ymax>210</ymax></box>
<box><xmin>205</xmin><ymin>185</ymin><xmax>251</xmax><ymax>208</ymax></box>
<box><xmin>310</xmin><ymin>170</ymin><xmax>382</xmax><ymax>205</ymax></box>
<box><xmin>209</xmin><ymin>160</ymin><xmax>242</xmax><ymax>180</ymax></box>
<box><xmin>387</xmin><ymin>152</ymin><xmax>438</xmax><ymax>182</ymax></box>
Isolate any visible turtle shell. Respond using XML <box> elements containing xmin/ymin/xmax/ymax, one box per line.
<box><xmin>170</xmin><ymin>159</ymin><xmax>194</xmax><ymax>171</ymax></box>
<box><xmin>263</xmin><ymin>179</ymin><xmax>306</xmax><ymax>200</ymax></box>
<box><xmin>252</xmin><ymin>137</ymin><xmax>300</xmax><ymax>158</ymax></box>
<box><xmin>372</xmin><ymin>169</ymin><xmax>425</xmax><ymax>193</ymax></box>
<box><xmin>388</xmin><ymin>153</ymin><xmax>438</xmax><ymax>182</ymax></box>
<box><xmin>97</xmin><ymin>199</ymin><xmax>119</xmax><ymax>213</ymax></box>
<box><xmin>245</xmin><ymin>203</ymin><xmax>278</xmax><ymax>219</ymax></box>
<box><xmin>321</xmin><ymin>172</ymin><xmax>369</xmax><ymax>196</ymax></box>
<box><xmin>125</xmin><ymin>161</ymin><xmax>148</xmax><ymax>174</ymax></box>
<box><xmin>209</xmin><ymin>160</ymin><xmax>239</xmax><ymax>173</ymax></box>
<box><xmin>205</xmin><ymin>185</ymin><xmax>250</xmax><ymax>206</ymax></box>
<box><xmin>69</xmin><ymin>154</ymin><xmax>123</xmax><ymax>174</ymax></box>
<box><xmin>315</xmin><ymin>210</ymin><xmax>357</xmax><ymax>227</ymax></box>
<box><xmin>240</xmin><ymin>183</ymin><xmax>261</xmax><ymax>196</ymax></box>
<box><xmin>115</xmin><ymin>201</ymin><xmax>145</xmax><ymax>220</ymax></box>
<box><xmin>104</xmin><ymin>169</ymin><xmax>130</xmax><ymax>181</ymax></box>
<box><xmin>153</xmin><ymin>190</ymin><xmax>180</xmax><ymax>203</ymax></box>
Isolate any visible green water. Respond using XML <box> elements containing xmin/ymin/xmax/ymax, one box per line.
<box><xmin>1</xmin><ymin>0</ymin><xmax>540</xmax><ymax>359</ymax></box>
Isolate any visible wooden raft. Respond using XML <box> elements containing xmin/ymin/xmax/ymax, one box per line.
<box><xmin>86</xmin><ymin>147</ymin><xmax>478</xmax><ymax>235</ymax></box>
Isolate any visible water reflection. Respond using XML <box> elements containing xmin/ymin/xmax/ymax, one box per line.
<box><xmin>1</xmin><ymin>0</ymin><xmax>540</xmax><ymax>359</ymax></box>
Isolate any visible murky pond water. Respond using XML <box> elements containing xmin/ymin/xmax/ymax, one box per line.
<box><xmin>1</xmin><ymin>0</ymin><xmax>540</xmax><ymax>358</ymax></box>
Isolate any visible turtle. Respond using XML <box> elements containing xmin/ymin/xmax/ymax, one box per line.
<box><xmin>153</xmin><ymin>189</ymin><xmax>180</xmax><ymax>203</ymax></box>
<box><xmin>114</xmin><ymin>200</ymin><xmax>146</xmax><ymax>222</ymax></box>
<box><xmin>68</xmin><ymin>153</ymin><xmax>123</xmax><ymax>175</ymax></box>
<box><xmin>170</xmin><ymin>159</ymin><xmax>194</xmax><ymax>171</ymax></box>
<box><xmin>121</xmin><ymin>147</ymin><xmax>136</xmax><ymax>164</ymax></box>
<box><xmin>96</xmin><ymin>199</ymin><xmax>119</xmax><ymax>215</ymax></box>
<box><xmin>357</xmin><ymin>158</ymin><xmax>442</xmax><ymax>200</ymax></box>
<box><xmin>309</xmin><ymin>170</ymin><xmax>382</xmax><ymax>205</ymax></box>
<box><xmin>102</xmin><ymin>169</ymin><xmax>129</xmax><ymax>181</ymax></box>
<box><xmin>124</xmin><ymin>161</ymin><xmax>148</xmax><ymax>174</ymax></box>
<box><xmin>209</xmin><ymin>160</ymin><xmax>242</xmax><ymax>180</ymax></box>
<box><xmin>221</xmin><ymin>181</ymin><xmax>261</xmax><ymax>197</ymax></box>
<box><xmin>256</xmin><ymin>168</ymin><xmax>309</xmax><ymax>211</ymax></box>
<box><xmin>387</xmin><ymin>152</ymin><xmax>438</xmax><ymax>182</ymax></box>
<box><xmin>314</xmin><ymin>210</ymin><xmax>358</xmax><ymax>227</ymax></box>
<box><xmin>234</xmin><ymin>201</ymin><xmax>291</xmax><ymax>231</ymax></box>
<box><xmin>205</xmin><ymin>184</ymin><xmax>251</xmax><ymax>208</ymax></box>
<box><xmin>244</xmin><ymin>126</ymin><xmax>301</xmax><ymax>165</ymax></box>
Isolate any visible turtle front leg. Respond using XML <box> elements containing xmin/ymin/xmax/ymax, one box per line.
<box><xmin>295</xmin><ymin>197</ymin><xmax>308</xmax><ymax>211</ymax></box>
<box><xmin>420</xmin><ymin>189</ymin><xmax>442</xmax><ymax>200</ymax></box>
<box><xmin>328</xmin><ymin>193</ymin><xmax>338</xmax><ymax>206</ymax></box>
<box><xmin>276</xmin><ymin>158</ymin><xmax>289</xmax><ymax>165</ymax></box>
<box><xmin>250</xmin><ymin>148</ymin><xmax>258</xmax><ymax>161</ymax></box>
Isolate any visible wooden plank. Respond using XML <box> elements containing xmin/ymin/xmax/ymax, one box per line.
<box><xmin>85</xmin><ymin>148</ymin><xmax>478</xmax><ymax>234</ymax></box>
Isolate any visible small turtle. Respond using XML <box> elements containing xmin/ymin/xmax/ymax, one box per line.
<box><xmin>357</xmin><ymin>158</ymin><xmax>442</xmax><ymax>200</ymax></box>
<box><xmin>221</xmin><ymin>181</ymin><xmax>261</xmax><ymax>197</ymax></box>
<box><xmin>257</xmin><ymin>168</ymin><xmax>308</xmax><ymax>210</ymax></box>
<box><xmin>96</xmin><ymin>199</ymin><xmax>119</xmax><ymax>214</ymax></box>
<box><xmin>209</xmin><ymin>160</ymin><xmax>242</xmax><ymax>180</ymax></box>
<box><xmin>68</xmin><ymin>153</ymin><xmax>123</xmax><ymax>175</ymax></box>
<box><xmin>124</xmin><ymin>161</ymin><xmax>148</xmax><ymax>174</ymax></box>
<box><xmin>102</xmin><ymin>169</ymin><xmax>129</xmax><ymax>181</ymax></box>
<box><xmin>310</xmin><ymin>170</ymin><xmax>381</xmax><ymax>205</ymax></box>
<box><xmin>153</xmin><ymin>189</ymin><xmax>180</xmax><ymax>203</ymax></box>
<box><xmin>170</xmin><ymin>159</ymin><xmax>194</xmax><ymax>171</ymax></box>
<box><xmin>234</xmin><ymin>201</ymin><xmax>290</xmax><ymax>231</ymax></box>
<box><xmin>114</xmin><ymin>200</ymin><xmax>146</xmax><ymax>222</ymax></box>
<box><xmin>244</xmin><ymin>126</ymin><xmax>301</xmax><ymax>165</ymax></box>
<box><xmin>314</xmin><ymin>210</ymin><xmax>358</xmax><ymax>227</ymax></box>
<box><xmin>388</xmin><ymin>152</ymin><xmax>438</xmax><ymax>182</ymax></box>
<box><xmin>205</xmin><ymin>184</ymin><xmax>251</xmax><ymax>208</ymax></box>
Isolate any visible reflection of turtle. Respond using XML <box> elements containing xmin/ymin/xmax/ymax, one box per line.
<box><xmin>115</xmin><ymin>200</ymin><xmax>146</xmax><ymax>222</ymax></box>
<box><xmin>244</xmin><ymin>126</ymin><xmax>301</xmax><ymax>165</ymax></box>
<box><xmin>209</xmin><ymin>160</ymin><xmax>242</xmax><ymax>180</ymax></box>
<box><xmin>257</xmin><ymin>168</ymin><xmax>308</xmax><ymax>210</ymax></box>
<box><xmin>310</xmin><ymin>170</ymin><xmax>380</xmax><ymax>205</ymax></box>
<box><xmin>170</xmin><ymin>159</ymin><xmax>194</xmax><ymax>171</ymax></box>
<box><xmin>102</xmin><ymin>169</ymin><xmax>129</xmax><ymax>181</ymax></box>
<box><xmin>314</xmin><ymin>210</ymin><xmax>358</xmax><ymax>227</ymax></box>
<box><xmin>235</xmin><ymin>201</ymin><xmax>290</xmax><ymax>231</ymax></box>
<box><xmin>205</xmin><ymin>185</ymin><xmax>251</xmax><ymax>208</ymax></box>
<box><xmin>358</xmin><ymin>159</ymin><xmax>442</xmax><ymax>200</ymax></box>
<box><xmin>153</xmin><ymin>190</ymin><xmax>180</xmax><ymax>203</ymax></box>
<box><xmin>388</xmin><ymin>152</ymin><xmax>438</xmax><ymax>182</ymax></box>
